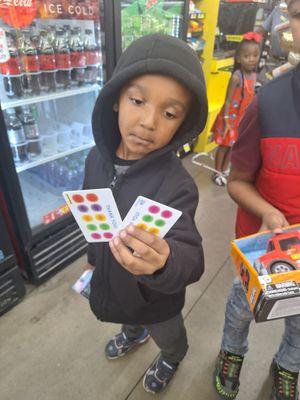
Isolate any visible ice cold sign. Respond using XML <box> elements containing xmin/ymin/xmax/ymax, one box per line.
<box><xmin>42</xmin><ymin>2</ymin><xmax>95</xmax><ymax>17</ymax></box>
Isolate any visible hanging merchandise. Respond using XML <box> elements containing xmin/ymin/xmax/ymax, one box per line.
<box><xmin>120</xmin><ymin>0</ymin><xmax>187</xmax><ymax>51</ymax></box>
<box><xmin>187</xmin><ymin>1</ymin><xmax>206</xmax><ymax>57</ymax></box>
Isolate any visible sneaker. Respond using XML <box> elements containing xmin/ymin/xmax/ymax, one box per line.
<box><xmin>270</xmin><ymin>360</ymin><xmax>299</xmax><ymax>400</ymax></box>
<box><xmin>214</xmin><ymin>350</ymin><xmax>244</xmax><ymax>399</ymax></box>
<box><xmin>143</xmin><ymin>356</ymin><xmax>178</xmax><ymax>394</ymax></box>
<box><xmin>105</xmin><ymin>328</ymin><xmax>150</xmax><ymax>359</ymax></box>
<box><xmin>212</xmin><ymin>173</ymin><xmax>227</xmax><ymax>187</ymax></box>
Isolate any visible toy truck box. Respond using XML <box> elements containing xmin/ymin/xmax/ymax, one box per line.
<box><xmin>231</xmin><ymin>225</ymin><xmax>300</xmax><ymax>322</ymax></box>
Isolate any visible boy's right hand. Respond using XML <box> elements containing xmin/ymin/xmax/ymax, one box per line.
<box><xmin>259</xmin><ymin>210</ymin><xmax>289</xmax><ymax>233</ymax></box>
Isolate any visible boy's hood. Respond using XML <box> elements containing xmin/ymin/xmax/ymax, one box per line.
<box><xmin>92</xmin><ymin>34</ymin><xmax>208</xmax><ymax>163</ymax></box>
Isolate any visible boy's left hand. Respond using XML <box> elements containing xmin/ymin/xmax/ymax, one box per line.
<box><xmin>109</xmin><ymin>225</ymin><xmax>170</xmax><ymax>275</ymax></box>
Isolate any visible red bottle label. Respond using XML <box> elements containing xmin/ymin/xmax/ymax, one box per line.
<box><xmin>70</xmin><ymin>51</ymin><xmax>86</xmax><ymax>68</ymax></box>
<box><xmin>86</xmin><ymin>50</ymin><xmax>101</xmax><ymax>66</ymax></box>
<box><xmin>0</xmin><ymin>56</ymin><xmax>22</xmax><ymax>75</ymax></box>
<box><xmin>55</xmin><ymin>53</ymin><xmax>71</xmax><ymax>69</ymax></box>
<box><xmin>22</xmin><ymin>54</ymin><xmax>40</xmax><ymax>72</ymax></box>
<box><xmin>39</xmin><ymin>54</ymin><xmax>56</xmax><ymax>71</ymax></box>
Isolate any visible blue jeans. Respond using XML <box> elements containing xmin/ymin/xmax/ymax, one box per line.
<box><xmin>221</xmin><ymin>277</ymin><xmax>300</xmax><ymax>373</ymax></box>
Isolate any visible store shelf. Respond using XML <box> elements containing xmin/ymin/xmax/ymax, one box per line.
<box><xmin>16</xmin><ymin>143</ymin><xmax>94</xmax><ymax>173</ymax></box>
<box><xmin>1</xmin><ymin>85</ymin><xmax>100</xmax><ymax>110</ymax></box>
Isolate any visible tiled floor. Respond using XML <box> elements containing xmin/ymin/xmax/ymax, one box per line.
<box><xmin>0</xmin><ymin>155</ymin><xmax>288</xmax><ymax>400</ymax></box>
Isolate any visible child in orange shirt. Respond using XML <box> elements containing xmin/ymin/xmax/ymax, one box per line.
<box><xmin>211</xmin><ymin>32</ymin><xmax>261</xmax><ymax>186</ymax></box>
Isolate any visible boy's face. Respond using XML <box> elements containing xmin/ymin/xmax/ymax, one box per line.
<box><xmin>116</xmin><ymin>74</ymin><xmax>192</xmax><ymax>160</ymax></box>
<box><xmin>289</xmin><ymin>0</ymin><xmax>300</xmax><ymax>51</ymax></box>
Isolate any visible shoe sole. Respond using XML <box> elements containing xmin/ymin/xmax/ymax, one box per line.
<box><xmin>106</xmin><ymin>334</ymin><xmax>150</xmax><ymax>360</ymax></box>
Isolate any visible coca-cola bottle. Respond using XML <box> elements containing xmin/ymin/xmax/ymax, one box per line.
<box><xmin>47</xmin><ymin>25</ymin><xmax>56</xmax><ymax>46</ymax></box>
<box><xmin>54</xmin><ymin>28</ymin><xmax>71</xmax><ymax>89</ymax></box>
<box><xmin>19</xmin><ymin>30</ymin><xmax>41</xmax><ymax>96</ymax></box>
<box><xmin>69</xmin><ymin>27</ymin><xmax>86</xmax><ymax>86</ymax></box>
<box><xmin>5</xmin><ymin>108</ymin><xmax>28</xmax><ymax>163</ymax></box>
<box><xmin>38</xmin><ymin>30</ymin><xmax>57</xmax><ymax>92</ymax></box>
<box><xmin>84</xmin><ymin>29</ymin><xmax>101</xmax><ymax>84</ymax></box>
<box><xmin>20</xmin><ymin>106</ymin><xmax>42</xmax><ymax>159</ymax></box>
<box><xmin>0</xmin><ymin>32</ymin><xmax>24</xmax><ymax>98</ymax></box>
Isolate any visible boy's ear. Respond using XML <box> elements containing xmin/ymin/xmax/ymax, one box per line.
<box><xmin>113</xmin><ymin>103</ymin><xmax>119</xmax><ymax>112</ymax></box>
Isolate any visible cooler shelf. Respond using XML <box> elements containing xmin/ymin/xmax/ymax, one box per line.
<box><xmin>16</xmin><ymin>143</ymin><xmax>94</xmax><ymax>173</ymax></box>
<box><xmin>1</xmin><ymin>84</ymin><xmax>100</xmax><ymax>110</ymax></box>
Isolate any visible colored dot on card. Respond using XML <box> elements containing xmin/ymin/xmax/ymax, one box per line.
<box><xmin>149</xmin><ymin>227</ymin><xmax>160</xmax><ymax>235</ymax></box>
<box><xmin>155</xmin><ymin>219</ymin><xmax>166</xmax><ymax>227</ymax></box>
<box><xmin>91</xmin><ymin>233</ymin><xmax>101</xmax><ymax>240</ymax></box>
<box><xmin>137</xmin><ymin>223</ymin><xmax>148</xmax><ymax>230</ymax></box>
<box><xmin>99</xmin><ymin>223</ymin><xmax>110</xmax><ymax>231</ymax></box>
<box><xmin>161</xmin><ymin>210</ymin><xmax>173</xmax><ymax>219</ymax></box>
<box><xmin>91</xmin><ymin>204</ymin><xmax>102</xmax><ymax>212</ymax></box>
<box><xmin>95</xmin><ymin>214</ymin><xmax>106</xmax><ymax>222</ymax></box>
<box><xmin>104</xmin><ymin>232</ymin><xmax>113</xmax><ymax>239</ymax></box>
<box><xmin>87</xmin><ymin>224</ymin><xmax>97</xmax><ymax>231</ymax></box>
<box><xmin>86</xmin><ymin>193</ymin><xmax>98</xmax><ymax>202</ymax></box>
<box><xmin>82</xmin><ymin>215</ymin><xmax>93</xmax><ymax>222</ymax></box>
<box><xmin>72</xmin><ymin>194</ymin><xmax>84</xmax><ymax>203</ymax></box>
<box><xmin>143</xmin><ymin>215</ymin><xmax>153</xmax><ymax>223</ymax></box>
<box><xmin>149</xmin><ymin>205</ymin><xmax>160</xmax><ymax>214</ymax></box>
<box><xmin>78</xmin><ymin>205</ymin><xmax>89</xmax><ymax>212</ymax></box>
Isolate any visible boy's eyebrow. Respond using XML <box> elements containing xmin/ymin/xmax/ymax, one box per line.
<box><xmin>128</xmin><ymin>83</ymin><xmax>188</xmax><ymax>111</ymax></box>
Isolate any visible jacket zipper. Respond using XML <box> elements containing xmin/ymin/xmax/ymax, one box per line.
<box><xmin>100</xmin><ymin>172</ymin><xmax>124</xmax><ymax>319</ymax></box>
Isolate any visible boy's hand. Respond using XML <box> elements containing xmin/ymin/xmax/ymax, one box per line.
<box><xmin>109</xmin><ymin>225</ymin><xmax>170</xmax><ymax>276</ymax></box>
<box><xmin>259</xmin><ymin>211</ymin><xmax>289</xmax><ymax>233</ymax></box>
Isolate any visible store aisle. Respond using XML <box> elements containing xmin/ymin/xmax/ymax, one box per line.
<box><xmin>0</xmin><ymin>156</ymin><xmax>287</xmax><ymax>400</ymax></box>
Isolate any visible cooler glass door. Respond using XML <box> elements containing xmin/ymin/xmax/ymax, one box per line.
<box><xmin>0</xmin><ymin>1</ymin><xmax>106</xmax><ymax>237</ymax></box>
<box><xmin>119</xmin><ymin>0</ymin><xmax>188</xmax><ymax>51</ymax></box>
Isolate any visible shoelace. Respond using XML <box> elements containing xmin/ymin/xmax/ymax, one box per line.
<box><xmin>277</xmin><ymin>372</ymin><xmax>297</xmax><ymax>398</ymax></box>
<box><xmin>222</xmin><ymin>358</ymin><xmax>242</xmax><ymax>381</ymax></box>
<box><xmin>156</xmin><ymin>360</ymin><xmax>176</xmax><ymax>381</ymax></box>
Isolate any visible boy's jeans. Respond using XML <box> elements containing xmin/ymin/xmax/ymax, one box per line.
<box><xmin>221</xmin><ymin>277</ymin><xmax>300</xmax><ymax>373</ymax></box>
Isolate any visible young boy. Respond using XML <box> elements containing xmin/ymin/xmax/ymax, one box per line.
<box><xmin>83</xmin><ymin>34</ymin><xmax>208</xmax><ymax>394</ymax></box>
<box><xmin>214</xmin><ymin>1</ymin><xmax>300</xmax><ymax>399</ymax></box>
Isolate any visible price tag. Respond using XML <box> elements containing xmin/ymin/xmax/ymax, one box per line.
<box><xmin>0</xmin><ymin>28</ymin><xmax>10</xmax><ymax>63</ymax></box>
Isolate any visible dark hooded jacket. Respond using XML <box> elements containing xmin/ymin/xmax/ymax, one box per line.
<box><xmin>84</xmin><ymin>34</ymin><xmax>208</xmax><ymax>325</ymax></box>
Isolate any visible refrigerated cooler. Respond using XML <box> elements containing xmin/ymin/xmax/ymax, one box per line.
<box><xmin>0</xmin><ymin>1</ymin><xmax>114</xmax><ymax>283</ymax></box>
<box><xmin>0</xmin><ymin>189</ymin><xmax>25</xmax><ymax>315</ymax></box>
<box><xmin>114</xmin><ymin>0</ymin><xmax>189</xmax><ymax>57</ymax></box>
<box><xmin>0</xmin><ymin>0</ymin><xmax>189</xmax><ymax>284</ymax></box>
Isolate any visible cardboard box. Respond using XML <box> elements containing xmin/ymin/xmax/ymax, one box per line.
<box><xmin>231</xmin><ymin>224</ymin><xmax>300</xmax><ymax>322</ymax></box>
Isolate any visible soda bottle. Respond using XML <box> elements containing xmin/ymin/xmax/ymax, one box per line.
<box><xmin>20</xmin><ymin>105</ymin><xmax>42</xmax><ymax>159</ymax></box>
<box><xmin>0</xmin><ymin>32</ymin><xmax>24</xmax><ymax>98</ymax></box>
<box><xmin>84</xmin><ymin>29</ymin><xmax>101</xmax><ymax>84</ymax></box>
<box><xmin>19</xmin><ymin>30</ymin><xmax>41</xmax><ymax>96</ymax></box>
<box><xmin>38</xmin><ymin>30</ymin><xmax>57</xmax><ymax>92</ymax></box>
<box><xmin>54</xmin><ymin>28</ymin><xmax>71</xmax><ymax>89</ymax></box>
<box><xmin>47</xmin><ymin>25</ymin><xmax>56</xmax><ymax>46</ymax></box>
<box><xmin>5</xmin><ymin>108</ymin><xmax>28</xmax><ymax>163</ymax></box>
<box><xmin>69</xmin><ymin>27</ymin><xmax>86</xmax><ymax>86</ymax></box>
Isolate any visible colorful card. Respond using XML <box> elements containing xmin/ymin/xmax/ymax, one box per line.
<box><xmin>63</xmin><ymin>189</ymin><xmax>122</xmax><ymax>242</ymax></box>
<box><xmin>120</xmin><ymin>196</ymin><xmax>182</xmax><ymax>238</ymax></box>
